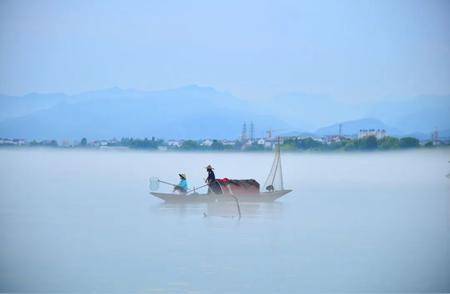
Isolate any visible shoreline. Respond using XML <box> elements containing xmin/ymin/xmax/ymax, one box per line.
<box><xmin>1</xmin><ymin>145</ymin><xmax>449</xmax><ymax>154</ymax></box>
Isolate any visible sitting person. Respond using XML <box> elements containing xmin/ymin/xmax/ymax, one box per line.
<box><xmin>173</xmin><ymin>173</ymin><xmax>188</xmax><ymax>194</ymax></box>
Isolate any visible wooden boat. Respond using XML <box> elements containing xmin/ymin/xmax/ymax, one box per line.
<box><xmin>150</xmin><ymin>137</ymin><xmax>292</xmax><ymax>202</ymax></box>
<box><xmin>150</xmin><ymin>189</ymin><xmax>292</xmax><ymax>203</ymax></box>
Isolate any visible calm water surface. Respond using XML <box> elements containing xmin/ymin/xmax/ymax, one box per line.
<box><xmin>0</xmin><ymin>149</ymin><xmax>449</xmax><ymax>292</ymax></box>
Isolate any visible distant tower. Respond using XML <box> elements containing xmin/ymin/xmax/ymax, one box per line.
<box><xmin>250</xmin><ymin>121</ymin><xmax>254</xmax><ymax>141</ymax></box>
<box><xmin>241</xmin><ymin>122</ymin><xmax>247</xmax><ymax>142</ymax></box>
<box><xmin>432</xmin><ymin>127</ymin><xmax>439</xmax><ymax>145</ymax></box>
<box><xmin>338</xmin><ymin>124</ymin><xmax>342</xmax><ymax>137</ymax></box>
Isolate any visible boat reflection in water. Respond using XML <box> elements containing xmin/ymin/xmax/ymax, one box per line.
<box><xmin>156</xmin><ymin>200</ymin><xmax>284</xmax><ymax>219</ymax></box>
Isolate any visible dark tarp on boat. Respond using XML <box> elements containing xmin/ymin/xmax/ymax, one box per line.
<box><xmin>215</xmin><ymin>178</ymin><xmax>260</xmax><ymax>195</ymax></box>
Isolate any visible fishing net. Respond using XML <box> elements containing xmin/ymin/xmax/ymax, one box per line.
<box><xmin>263</xmin><ymin>143</ymin><xmax>284</xmax><ymax>191</ymax></box>
<box><xmin>149</xmin><ymin>177</ymin><xmax>160</xmax><ymax>191</ymax></box>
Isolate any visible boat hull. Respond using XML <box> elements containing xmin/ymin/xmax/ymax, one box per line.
<box><xmin>150</xmin><ymin>190</ymin><xmax>292</xmax><ymax>203</ymax></box>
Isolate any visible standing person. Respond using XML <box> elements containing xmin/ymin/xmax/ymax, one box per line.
<box><xmin>205</xmin><ymin>165</ymin><xmax>221</xmax><ymax>194</ymax></box>
<box><xmin>205</xmin><ymin>165</ymin><xmax>215</xmax><ymax>183</ymax></box>
<box><xmin>173</xmin><ymin>173</ymin><xmax>188</xmax><ymax>194</ymax></box>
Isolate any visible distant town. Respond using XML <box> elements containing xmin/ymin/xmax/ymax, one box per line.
<box><xmin>1</xmin><ymin>123</ymin><xmax>449</xmax><ymax>152</ymax></box>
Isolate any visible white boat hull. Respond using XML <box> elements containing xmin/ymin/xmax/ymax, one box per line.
<box><xmin>150</xmin><ymin>190</ymin><xmax>292</xmax><ymax>203</ymax></box>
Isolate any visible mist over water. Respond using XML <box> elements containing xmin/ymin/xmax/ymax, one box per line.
<box><xmin>0</xmin><ymin>149</ymin><xmax>449</xmax><ymax>292</ymax></box>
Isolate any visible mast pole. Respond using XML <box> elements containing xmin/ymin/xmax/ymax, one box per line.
<box><xmin>278</xmin><ymin>136</ymin><xmax>284</xmax><ymax>190</ymax></box>
<box><xmin>279</xmin><ymin>146</ymin><xmax>284</xmax><ymax>190</ymax></box>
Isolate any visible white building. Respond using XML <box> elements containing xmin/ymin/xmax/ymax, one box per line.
<box><xmin>322</xmin><ymin>135</ymin><xmax>342</xmax><ymax>144</ymax></box>
<box><xmin>0</xmin><ymin>138</ymin><xmax>26</xmax><ymax>145</ymax></box>
<box><xmin>264</xmin><ymin>141</ymin><xmax>273</xmax><ymax>149</ymax></box>
<box><xmin>90</xmin><ymin>140</ymin><xmax>109</xmax><ymax>147</ymax></box>
<box><xmin>358</xmin><ymin>129</ymin><xmax>386</xmax><ymax>139</ymax></box>
<box><xmin>167</xmin><ymin>140</ymin><xmax>182</xmax><ymax>148</ymax></box>
<box><xmin>222</xmin><ymin>140</ymin><xmax>236</xmax><ymax>146</ymax></box>
<box><xmin>0</xmin><ymin>138</ymin><xmax>14</xmax><ymax>145</ymax></box>
<box><xmin>201</xmin><ymin>139</ymin><xmax>213</xmax><ymax>147</ymax></box>
<box><xmin>109</xmin><ymin>138</ymin><xmax>119</xmax><ymax>145</ymax></box>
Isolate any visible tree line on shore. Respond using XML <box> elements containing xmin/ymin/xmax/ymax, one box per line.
<box><xmin>3</xmin><ymin>135</ymin><xmax>446</xmax><ymax>152</ymax></box>
<box><xmin>282</xmin><ymin>136</ymin><xmax>423</xmax><ymax>151</ymax></box>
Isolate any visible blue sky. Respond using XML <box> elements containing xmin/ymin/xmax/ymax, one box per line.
<box><xmin>0</xmin><ymin>0</ymin><xmax>449</xmax><ymax>102</ymax></box>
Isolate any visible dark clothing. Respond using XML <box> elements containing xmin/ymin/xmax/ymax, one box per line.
<box><xmin>208</xmin><ymin>181</ymin><xmax>222</xmax><ymax>194</ymax></box>
<box><xmin>206</xmin><ymin>169</ymin><xmax>222</xmax><ymax>194</ymax></box>
<box><xmin>207</xmin><ymin>170</ymin><xmax>216</xmax><ymax>183</ymax></box>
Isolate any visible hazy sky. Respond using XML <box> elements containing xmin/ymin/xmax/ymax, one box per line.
<box><xmin>0</xmin><ymin>0</ymin><xmax>449</xmax><ymax>102</ymax></box>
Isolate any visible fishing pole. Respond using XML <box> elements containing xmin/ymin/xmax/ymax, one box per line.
<box><xmin>157</xmin><ymin>179</ymin><xmax>178</xmax><ymax>187</ymax></box>
<box><xmin>159</xmin><ymin>180</ymin><xmax>208</xmax><ymax>192</ymax></box>
<box><xmin>186</xmin><ymin>183</ymin><xmax>208</xmax><ymax>194</ymax></box>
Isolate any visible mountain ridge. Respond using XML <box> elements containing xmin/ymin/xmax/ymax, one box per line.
<box><xmin>0</xmin><ymin>85</ymin><xmax>448</xmax><ymax>140</ymax></box>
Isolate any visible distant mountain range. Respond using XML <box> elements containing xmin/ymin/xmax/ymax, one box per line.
<box><xmin>366</xmin><ymin>95</ymin><xmax>450</xmax><ymax>134</ymax></box>
<box><xmin>0</xmin><ymin>85</ymin><xmax>449</xmax><ymax>140</ymax></box>
<box><xmin>0</xmin><ymin>85</ymin><xmax>288</xmax><ymax>140</ymax></box>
